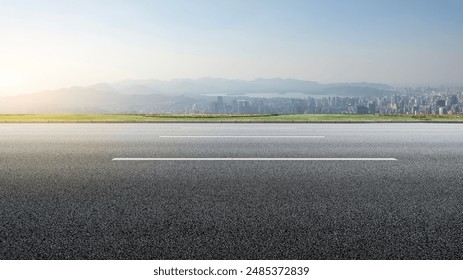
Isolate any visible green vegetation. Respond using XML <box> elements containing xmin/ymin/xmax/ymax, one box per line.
<box><xmin>0</xmin><ymin>114</ymin><xmax>463</xmax><ymax>122</ymax></box>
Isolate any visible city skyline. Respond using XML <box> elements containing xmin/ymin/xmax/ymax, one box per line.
<box><xmin>1</xmin><ymin>0</ymin><xmax>463</xmax><ymax>96</ymax></box>
<box><xmin>0</xmin><ymin>76</ymin><xmax>461</xmax><ymax>115</ymax></box>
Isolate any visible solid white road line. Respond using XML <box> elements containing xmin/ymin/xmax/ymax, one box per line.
<box><xmin>179</xmin><ymin>127</ymin><xmax>299</xmax><ymax>129</ymax></box>
<box><xmin>159</xmin><ymin>135</ymin><xmax>325</xmax><ymax>138</ymax></box>
<box><xmin>112</xmin><ymin>158</ymin><xmax>397</xmax><ymax>161</ymax></box>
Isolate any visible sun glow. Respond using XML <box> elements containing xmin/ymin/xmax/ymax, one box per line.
<box><xmin>0</xmin><ymin>69</ymin><xmax>24</xmax><ymax>91</ymax></box>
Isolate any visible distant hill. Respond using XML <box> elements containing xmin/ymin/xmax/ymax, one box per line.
<box><xmin>0</xmin><ymin>78</ymin><xmax>395</xmax><ymax>113</ymax></box>
<box><xmin>104</xmin><ymin>77</ymin><xmax>392</xmax><ymax>96</ymax></box>
<box><xmin>0</xmin><ymin>87</ymin><xmax>176</xmax><ymax>114</ymax></box>
<box><xmin>315</xmin><ymin>86</ymin><xmax>390</xmax><ymax>97</ymax></box>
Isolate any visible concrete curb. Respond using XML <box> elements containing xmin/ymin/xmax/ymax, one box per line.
<box><xmin>1</xmin><ymin>120</ymin><xmax>463</xmax><ymax>124</ymax></box>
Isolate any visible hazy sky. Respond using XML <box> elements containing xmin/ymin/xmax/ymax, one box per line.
<box><xmin>1</xmin><ymin>0</ymin><xmax>463</xmax><ymax>95</ymax></box>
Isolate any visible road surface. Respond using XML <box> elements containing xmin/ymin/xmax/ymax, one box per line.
<box><xmin>1</xmin><ymin>123</ymin><xmax>462</xmax><ymax>259</ymax></box>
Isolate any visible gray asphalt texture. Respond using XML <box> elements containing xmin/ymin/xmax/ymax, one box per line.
<box><xmin>1</xmin><ymin>123</ymin><xmax>463</xmax><ymax>260</ymax></box>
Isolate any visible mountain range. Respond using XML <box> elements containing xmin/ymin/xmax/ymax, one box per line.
<box><xmin>0</xmin><ymin>78</ymin><xmax>396</xmax><ymax>114</ymax></box>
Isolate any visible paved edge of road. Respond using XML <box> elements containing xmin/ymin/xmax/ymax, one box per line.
<box><xmin>1</xmin><ymin>120</ymin><xmax>463</xmax><ymax>123</ymax></box>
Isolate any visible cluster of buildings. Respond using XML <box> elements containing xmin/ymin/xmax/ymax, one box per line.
<box><xmin>195</xmin><ymin>88</ymin><xmax>463</xmax><ymax>115</ymax></box>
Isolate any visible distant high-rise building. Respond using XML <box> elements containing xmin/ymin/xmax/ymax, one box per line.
<box><xmin>191</xmin><ymin>103</ymin><xmax>200</xmax><ymax>114</ymax></box>
<box><xmin>256</xmin><ymin>100</ymin><xmax>264</xmax><ymax>114</ymax></box>
<box><xmin>208</xmin><ymin>101</ymin><xmax>218</xmax><ymax>114</ymax></box>
<box><xmin>232</xmin><ymin>99</ymin><xmax>238</xmax><ymax>113</ymax></box>
<box><xmin>449</xmin><ymin>95</ymin><xmax>458</xmax><ymax>106</ymax></box>
<box><xmin>368</xmin><ymin>102</ymin><xmax>376</xmax><ymax>114</ymax></box>
<box><xmin>217</xmin><ymin>96</ymin><xmax>224</xmax><ymax>113</ymax></box>
<box><xmin>436</xmin><ymin>99</ymin><xmax>446</xmax><ymax>107</ymax></box>
<box><xmin>236</xmin><ymin>100</ymin><xmax>249</xmax><ymax>114</ymax></box>
<box><xmin>329</xmin><ymin>96</ymin><xmax>336</xmax><ymax>107</ymax></box>
<box><xmin>357</xmin><ymin>106</ymin><xmax>369</xmax><ymax>114</ymax></box>
<box><xmin>307</xmin><ymin>98</ymin><xmax>316</xmax><ymax>113</ymax></box>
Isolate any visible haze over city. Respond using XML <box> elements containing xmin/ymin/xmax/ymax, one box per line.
<box><xmin>1</xmin><ymin>0</ymin><xmax>463</xmax><ymax>96</ymax></box>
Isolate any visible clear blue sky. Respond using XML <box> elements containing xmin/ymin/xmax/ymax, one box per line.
<box><xmin>1</xmin><ymin>0</ymin><xmax>462</xmax><ymax>94</ymax></box>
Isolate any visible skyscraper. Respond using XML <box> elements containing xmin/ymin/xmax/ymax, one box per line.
<box><xmin>217</xmin><ymin>96</ymin><xmax>224</xmax><ymax>114</ymax></box>
<box><xmin>368</xmin><ymin>102</ymin><xmax>376</xmax><ymax>114</ymax></box>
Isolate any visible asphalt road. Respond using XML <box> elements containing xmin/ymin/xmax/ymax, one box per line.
<box><xmin>1</xmin><ymin>123</ymin><xmax>463</xmax><ymax>259</ymax></box>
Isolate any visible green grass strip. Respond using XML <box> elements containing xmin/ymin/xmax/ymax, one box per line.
<box><xmin>0</xmin><ymin>114</ymin><xmax>463</xmax><ymax>122</ymax></box>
